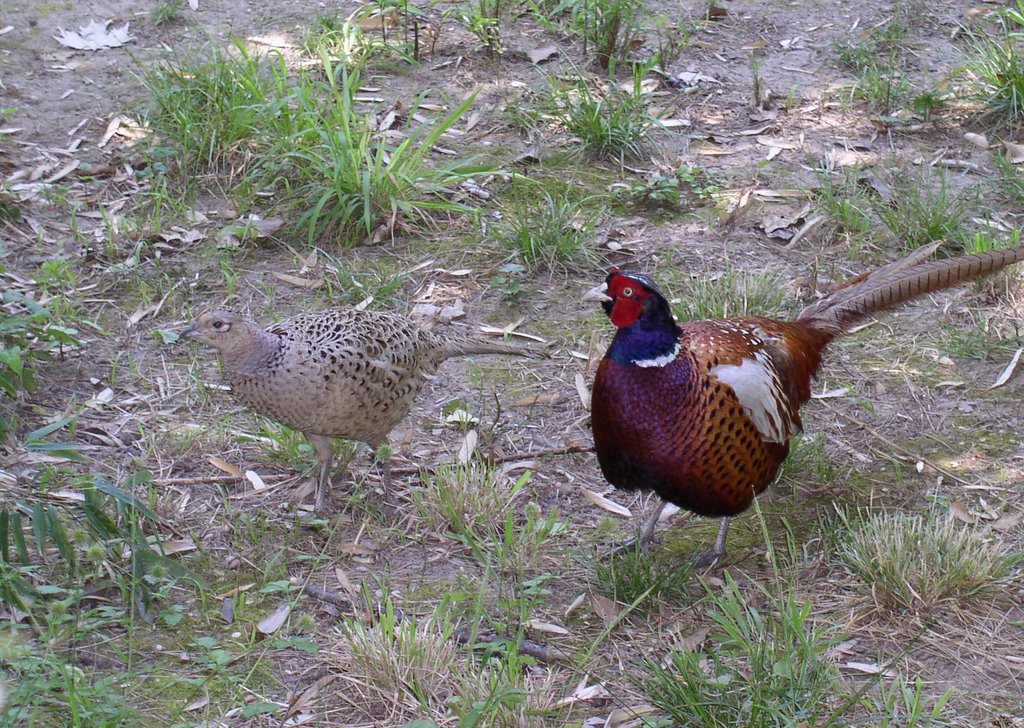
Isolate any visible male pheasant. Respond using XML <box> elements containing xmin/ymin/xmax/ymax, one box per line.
<box><xmin>584</xmin><ymin>244</ymin><xmax>1024</xmax><ymax>562</ymax></box>
<box><xmin>183</xmin><ymin>307</ymin><xmax>537</xmax><ymax>511</ymax></box>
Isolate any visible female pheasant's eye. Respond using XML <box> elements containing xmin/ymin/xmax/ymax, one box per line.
<box><xmin>621</xmin><ymin>286</ymin><xmax>634</xmax><ymax>297</ymax></box>
<box><xmin>213</xmin><ymin>321</ymin><xmax>229</xmax><ymax>332</ymax></box>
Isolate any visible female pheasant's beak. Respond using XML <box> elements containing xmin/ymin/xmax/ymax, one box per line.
<box><xmin>583</xmin><ymin>282</ymin><xmax>612</xmax><ymax>302</ymax></box>
<box><xmin>180</xmin><ymin>324</ymin><xmax>198</xmax><ymax>339</ymax></box>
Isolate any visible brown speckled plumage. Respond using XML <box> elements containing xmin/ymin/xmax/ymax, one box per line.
<box><xmin>183</xmin><ymin>306</ymin><xmax>535</xmax><ymax>510</ymax></box>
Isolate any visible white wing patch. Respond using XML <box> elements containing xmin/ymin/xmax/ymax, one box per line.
<box><xmin>710</xmin><ymin>350</ymin><xmax>796</xmax><ymax>444</ymax></box>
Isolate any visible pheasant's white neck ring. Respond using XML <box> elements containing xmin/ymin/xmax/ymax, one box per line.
<box><xmin>631</xmin><ymin>342</ymin><xmax>681</xmax><ymax>368</ymax></box>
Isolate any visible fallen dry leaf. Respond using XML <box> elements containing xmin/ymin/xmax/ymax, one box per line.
<box><xmin>54</xmin><ymin>20</ymin><xmax>132</xmax><ymax>50</ymax></box>
<box><xmin>582</xmin><ymin>489</ymin><xmax>632</xmax><ymax>517</ymax></box>
<box><xmin>950</xmin><ymin>500</ymin><xmax>976</xmax><ymax>524</ymax></box>
<box><xmin>525</xmin><ymin>619</ymin><xmax>570</xmax><ymax>635</ymax></box>
<box><xmin>245</xmin><ymin>470</ymin><xmax>268</xmax><ymax>491</ymax></box>
<box><xmin>964</xmin><ymin>132</ymin><xmax>989</xmax><ymax>149</ymax></box>
<box><xmin>990</xmin><ymin>511</ymin><xmax>1024</xmax><ymax>533</ymax></box>
<box><xmin>1003</xmin><ymin>140</ymin><xmax>1024</xmax><ymax>163</ymax></box>
<box><xmin>989</xmin><ymin>346</ymin><xmax>1023</xmax><ymax>389</ymax></box>
<box><xmin>209</xmin><ymin>456</ymin><xmax>243</xmax><ymax>477</ymax></box>
<box><xmin>591</xmin><ymin>593</ymin><xmax>622</xmax><ymax>625</ymax></box>
<box><xmin>527</xmin><ymin>45</ymin><xmax>559</xmax><ymax>64</ymax></box>
<box><xmin>575</xmin><ymin>371</ymin><xmax>591</xmax><ymax>410</ymax></box>
<box><xmin>151</xmin><ymin>538</ymin><xmax>197</xmax><ymax>556</ymax></box>
<box><xmin>458</xmin><ymin>429</ymin><xmax>478</xmax><ymax>464</ymax></box>
<box><xmin>271</xmin><ymin>271</ymin><xmax>323</xmax><ymax>289</ymax></box>
<box><xmin>256</xmin><ymin>604</ymin><xmax>291</xmax><ymax>635</ymax></box>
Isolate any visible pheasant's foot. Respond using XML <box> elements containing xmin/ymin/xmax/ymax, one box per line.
<box><xmin>600</xmin><ymin>534</ymin><xmax>654</xmax><ymax>559</ymax></box>
<box><xmin>688</xmin><ymin>517</ymin><xmax>731</xmax><ymax>569</ymax></box>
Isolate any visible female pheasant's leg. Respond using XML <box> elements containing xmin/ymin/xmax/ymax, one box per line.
<box><xmin>309</xmin><ymin>434</ymin><xmax>335</xmax><ymax>512</ymax></box>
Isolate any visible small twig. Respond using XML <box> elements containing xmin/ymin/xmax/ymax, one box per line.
<box><xmin>389</xmin><ymin>443</ymin><xmax>592</xmax><ymax>476</ymax></box>
<box><xmin>451</xmin><ymin>629</ymin><xmax>571</xmax><ymax>664</ymax></box>
<box><xmin>818</xmin><ymin>401</ymin><xmax>979</xmax><ymax>486</ymax></box>
<box><xmin>304</xmin><ymin>583</ymin><xmax>355</xmax><ymax>608</ymax></box>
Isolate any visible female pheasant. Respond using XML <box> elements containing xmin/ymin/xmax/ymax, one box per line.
<box><xmin>183</xmin><ymin>307</ymin><xmax>537</xmax><ymax>511</ymax></box>
<box><xmin>584</xmin><ymin>244</ymin><xmax>1024</xmax><ymax>562</ymax></box>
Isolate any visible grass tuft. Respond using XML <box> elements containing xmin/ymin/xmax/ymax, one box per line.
<box><xmin>835</xmin><ymin>508</ymin><xmax>1020</xmax><ymax>612</ymax></box>
<box><xmin>593</xmin><ymin>544</ymin><xmax>694</xmax><ymax>609</ymax></box>
<box><xmin>674</xmin><ymin>268</ymin><xmax>788</xmax><ymax>321</ymax></box>
<box><xmin>492</xmin><ymin>182</ymin><xmax>602</xmax><ymax>269</ymax></box>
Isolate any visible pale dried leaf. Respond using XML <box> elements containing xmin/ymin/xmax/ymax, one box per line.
<box><xmin>608</xmin><ymin>705</ymin><xmax>658</xmax><ymax>725</ymax></box>
<box><xmin>575</xmin><ymin>371</ymin><xmax>591</xmax><ymax>410</ymax></box>
<box><xmin>527</xmin><ymin>45</ymin><xmax>559</xmax><ymax>64</ymax></box>
<box><xmin>184</xmin><ymin>694</ymin><xmax>209</xmax><ymax>712</ymax></box>
<box><xmin>964</xmin><ymin>132</ymin><xmax>988</xmax><ymax>149</ymax></box>
<box><xmin>582</xmin><ymin>489</ymin><xmax>632</xmax><ymax>517</ymax></box>
<box><xmin>1003</xmin><ymin>140</ymin><xmax>1024</xmax><ymax>163</ymax></box>
<box><xmin>989</xmin><ymin>346</ymin><xmax>1023</xmax><ymax>389</ymax></box>
<box><xmin>152</xmin><ymin>538</ymin><xmax>197</xmax><ymax>556</ymax></box>
<box><xmin>245</xmin><ymin>470</ymin><xmax>268</xmax><ymax>491</ymax></box>
<box><xmin>271</xmin><ymin>271</ymin><xmax>323</xmax><ymax>289</ymax></box>
<box><xmin>256</xmin><ymin>604</ymin><xmax>291</xmax><ymax>635</ymax></box>
<box><xmin>990</xmin><ymin>511</ymin><xmax>1024</xmax><ymax>533</ymax></box>
<box><xmin>677</xmin><ymin>625</ymin><xmax>712</xmax><ymax>652</ymax></box>
<box><xmin>525</xmin><ymin>619</ymin><xmax>570</xmax><ymax>635</ymax></box>
<box><xmin>458</xmin><ymin>429</ymin><xmax>478</xmax><ymax>464</ymax></box>
<box><xmin>591</xmin><ymin>593</ymin><xmax>622</xmax><ymax>625</ymax></box>
<box><xmin>335</xmin><ymin>567</ymin><xmax>357</xmax><ymax>594</ymax></box>
<box><xmin>843</xmin><ymin>661</ymin><xmax>896</xmax><ymax>677</ymax></box>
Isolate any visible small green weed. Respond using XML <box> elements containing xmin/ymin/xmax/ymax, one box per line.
<box><xmin>413</xmin><ymin>463</ymin><xmax>525</xmax><ymax>542</ymax></box>
<box><xmin>449</xmin><ymin>0</ymin><xmax>505</xmax><ymax>55</ymax></box>
<box><xmin>139</xmin><ymin>41</ymin><xmax>289</xmax><ymax>177</ymax></box>
<box><xmin>624</xmin><ymin>164</ymin><xmax>720</xmax><ymax>211</ymax></box>
<box><xmin>572</xmin><ymin>0</ymin><xmax>645</xmax><ymax>72</ymax></box>
<box><xmin>151</xmin><ymin>0</ymin><xmax>185</xmax><ymax>25</ymax></box>
<box><xmin>300</xmin><ymin>14</ymin><xmax>371</xmax><ymax>64</ymax></box>
<box><xmin>0</xmin><ymin>285</ymin><xmax>80</xmax><ymax>434</ymax></box>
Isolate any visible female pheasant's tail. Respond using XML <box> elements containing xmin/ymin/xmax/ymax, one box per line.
<box><xmin>797</xmin><ymin>242</ymin><xmax>1024</xmax><ymax>336</ymax></box>
<box><xmin>439</xmin><ymin>334</ymin><xmax>548</xmax><ymax>360</ymax></box>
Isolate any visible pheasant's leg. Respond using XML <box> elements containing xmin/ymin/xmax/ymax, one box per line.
<box><xmin>309</xmin><ymin>434</ymin><xmax>335</xmax><ymax>512</ymax></box>
<box><xmin>602</xmin><ymin>500</ymin><xmax>667</xmax><ymax>558</ymax></box>
<box><xmin>373</xmin><ymin>443</ymin><xmax>398</xmax><ymax>512</ymax></box>
<box><xmin>693</xmin><ymin>516</ymin><xmax>730</xmax><ymax>568</ymax></box>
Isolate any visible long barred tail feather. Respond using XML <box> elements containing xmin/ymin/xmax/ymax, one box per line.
<box><xmin>797</xmin><ymin>244</ymin><xmax>1024</xmax><ymax>335</ymax></box>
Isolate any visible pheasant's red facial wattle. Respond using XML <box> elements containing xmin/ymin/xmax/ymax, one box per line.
<box><xmin>606</xmin><ymin>274</ymin><xmax>653</xmax><ymax>328</ymax></box>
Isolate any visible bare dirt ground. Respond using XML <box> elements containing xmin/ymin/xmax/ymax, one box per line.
<box><xmin>2</xmin><ymin>0</ymin><xmax>1023</xmax><ymax>725</ymax></box>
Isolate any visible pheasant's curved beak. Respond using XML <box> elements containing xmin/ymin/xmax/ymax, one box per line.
<box><xmin>583</xmin><ymin>282</ymin><xmax>612</xmax><ymax>302</ymax></box>
<box><xmin>180</xmin><ymin>324</ymin><xmax>198</xmax><ymax>340</ymax></box>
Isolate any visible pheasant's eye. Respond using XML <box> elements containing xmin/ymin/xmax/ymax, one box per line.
<box><xmin>212</xmin><ymin>320</ymin><xmax>230</xmax><ymax>332</ymax></box>
<box><xmin>621</xmin><ymin>286</ymin><xmax>634</xmax><ymax>297</ymax></box>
